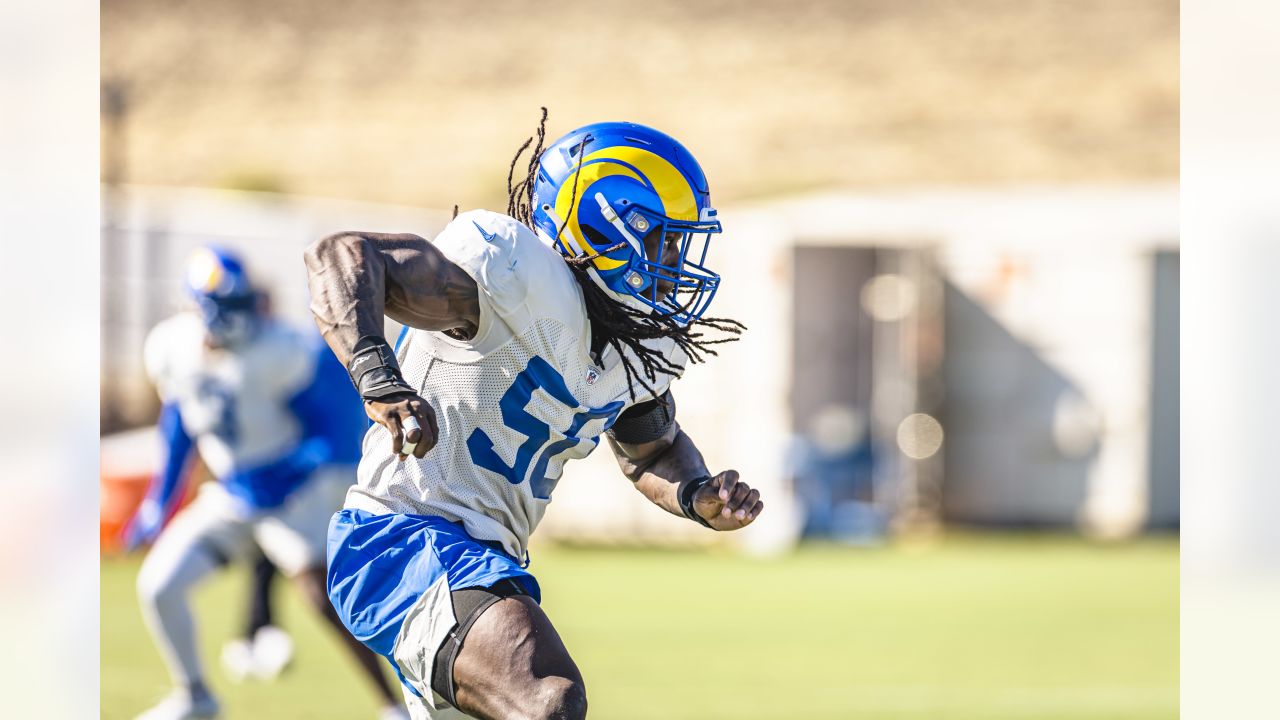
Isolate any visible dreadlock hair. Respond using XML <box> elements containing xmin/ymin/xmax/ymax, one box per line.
<box><xmin>506</xmin><ymin>108</ymin><xmax>746</xmax><ymax>404</ymax></box>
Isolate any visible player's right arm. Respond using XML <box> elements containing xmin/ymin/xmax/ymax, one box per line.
<box><xmin>304</xmin><ymin>231</ymin><xmax>480</xmax><ymax>459</ymax></box>
<box><xmin>125</xmin><ymin>320</ymin><xmax>200</xmax><ymax>548</ymax></box>
<box><xmin>123</xmin><ymin>402</ymin><xmax>197</xmax><ymax>549</ymax></box>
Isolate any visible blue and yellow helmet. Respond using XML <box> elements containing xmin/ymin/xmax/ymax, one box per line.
<box><xmin>184</xmin><ymin>246</ymin><xmax>260</xmax><ymax>346</ymax></box>
<box><xmin>531</xmin><ymin>122</ymin><xmax>723</xmax><ymax>324</ymax></box>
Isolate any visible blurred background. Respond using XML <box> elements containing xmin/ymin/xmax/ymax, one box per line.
<box><xmin>100</xmin><ymin>1</ymin><xmax>1178</xmax><ymax>718</ymax></box>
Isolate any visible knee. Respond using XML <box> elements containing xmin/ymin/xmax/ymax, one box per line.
<box><xmin>528</xmin><ymin>678</ymin><xmax>587</xmax><ymax>720</ymax></box>
<box><xmin>136</xmin><ymin>560</ymin><xmax>181</xmax><ymax>610</ymax></box>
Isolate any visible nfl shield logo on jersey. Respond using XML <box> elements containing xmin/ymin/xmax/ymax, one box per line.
<box><xmin>585</xmin><ymin>367</ymin><xmax>600</xmax><ymax>385</ymax></box>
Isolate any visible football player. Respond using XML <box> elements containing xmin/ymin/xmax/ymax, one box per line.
<box><xmin>306</xmin><ymin>115</ymin><xmax>762</xmax><ymax>719</ymax></box>
<box><xmin>125</xmin><ymin>248</ymin><xmax>407</xmax><ymax>720</ymax></box>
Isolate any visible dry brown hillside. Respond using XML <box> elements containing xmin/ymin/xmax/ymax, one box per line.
<box><xmin>103</xmin><ymin>0</ymin><xmax>1178</xmax><ymax>208</ymax></box>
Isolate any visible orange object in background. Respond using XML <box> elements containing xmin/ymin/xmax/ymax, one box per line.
<box><xmin>100</xmin><ymin>427</ymin><xmax>196</xmax><ymax>554</ymax></box>
<box><xmin>101</xmin><ymin>472</ymin><xmax>150</xmax><ymax>554</ymax></box>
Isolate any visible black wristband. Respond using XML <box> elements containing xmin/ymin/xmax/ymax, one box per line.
<box><xmin>678</xmin><ymin>475</ymin><xmax>715</xmax><ymax>529</ymax></box>
<box><xmin>347</xmin><ymin>336</ymin><xmax>416</xmax><ymax>401</ymax></box>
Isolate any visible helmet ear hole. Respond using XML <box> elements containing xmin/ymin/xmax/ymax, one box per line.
<box><xmin>581</xmin><ymin>225</ymin><xmax>612</xmax><ymax>249</ymax></box>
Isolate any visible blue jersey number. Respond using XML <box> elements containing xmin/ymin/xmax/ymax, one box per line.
<box><xmin>467</xmin><ymin>357</ymin><xmax>622</xmax><ymax>499</ymax></box>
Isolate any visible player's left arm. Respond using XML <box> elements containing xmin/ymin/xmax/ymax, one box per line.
<box><xmin>606</xmin><ymin>394</ymin><xmax>763</xmax><ymax>531</ymax></box>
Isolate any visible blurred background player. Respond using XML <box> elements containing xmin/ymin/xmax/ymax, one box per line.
<box><xmin>218</xmin><ymin>294</ymin><xmax>299</xmax><ymax>684</ymax></box>
<box><xmin>123</xmin><ymin>247</ymin><xmax>406</xmax><ymax>720</ymax></box>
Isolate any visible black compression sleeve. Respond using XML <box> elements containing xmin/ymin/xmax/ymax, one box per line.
<box><xmin>608</xmin><ymin>391</ymin><xmax>675</xmax><ymax>444</ymax></box>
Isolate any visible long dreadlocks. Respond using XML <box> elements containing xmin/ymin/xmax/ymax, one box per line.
<box><xmin>505</xmin><ymin>108</ymin><xmax>746</xmax><ymax>404</ymax></box>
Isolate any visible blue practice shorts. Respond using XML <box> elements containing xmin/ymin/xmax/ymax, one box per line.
<box><xmin>326</xmin><ymin>509</ymin><xmax>540</xmax><ymax>701</ymax></box>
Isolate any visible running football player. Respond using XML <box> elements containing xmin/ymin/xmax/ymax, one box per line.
<box><xmin>125</xmin><ymin>248</ymin><xmax>407</xmax><ymax>720</ymax></box>
<box><xmin>306</xmin><ymin>115</ymin><xmax>761</xmax><ymax>719</ymax></box>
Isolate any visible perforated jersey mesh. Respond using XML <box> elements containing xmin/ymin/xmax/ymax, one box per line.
<box><xmin>347</xmin><ymin>316</ymin><xmax>686</xmax><ymax>559</ymax></box>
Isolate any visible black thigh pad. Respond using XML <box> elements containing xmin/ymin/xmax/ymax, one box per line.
<box><xmin>608</xmin><ymin>391</ymin><xmax>676</xmax><ymax>444</ymax></box>
<box><xmin>430</xmin><ymin>578</ymin><xmax>529</xmax><ymax>708</ymax></box>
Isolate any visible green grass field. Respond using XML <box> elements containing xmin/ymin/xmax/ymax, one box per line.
<box><xmin>102</xmin><ymin>535</ymin><xmax>1177</xmax><ymax>719</ymax></box>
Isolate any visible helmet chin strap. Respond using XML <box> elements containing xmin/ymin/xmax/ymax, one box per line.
<box><xmin>585</xmin><ymin>265</ymin><xmax>654</xmax><ymax>314</ymax></box>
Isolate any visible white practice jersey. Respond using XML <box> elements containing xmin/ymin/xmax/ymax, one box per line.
<box><xmin>346</xmin><ymin>210</ymin><xmax>687</xmax><ymax>559</ymax></box>
<box><xmin>145</xmin><ymin>314</ymin><xmax>318</xmax><ymax>480</ymax></box>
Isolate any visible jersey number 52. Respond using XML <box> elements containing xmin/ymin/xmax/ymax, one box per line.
<box><xmin>467</xmin><ymin>357</ymin><xmax>622</xmax><ymax>499</ymax></box>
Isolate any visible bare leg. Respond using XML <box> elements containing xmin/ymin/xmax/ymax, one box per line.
<box><xmin>290</xmin><ymin>565</ymin><xmax>401</xmax><ymax>707</ymax></box>
<box><xmin>451</xmin><ymin>595</ymin><xmax>587</xmax><ymax>720</ymax></box>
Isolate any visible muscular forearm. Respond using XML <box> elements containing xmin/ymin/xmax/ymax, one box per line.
<box><xmin>608</xmin><ymin>426</ymin><xmax>709</xmax><ymax>518</ymax></box>
<box><xmin>305</xmin><ymin>230</ymin><xmax>471</xmax><ymax>459</ymax></box>
<box><xmin>304</xmin><ymin>232</ymin><xmax>396</xmax><ymax>365</ymax></box>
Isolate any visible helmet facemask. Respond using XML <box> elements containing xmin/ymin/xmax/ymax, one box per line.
<box><xmin>196</xmin><ymin>293</ymin><xmax>260</xmax><ymax>348</ymax></box>
<box><xmin>545</xmin><ymin>177</ymin><xmax>723</xmax><ymax>325</ymax></box>
<box><xmin>581</xmin><ymin>196</ymin><xmax>722</xmax><ymax>325</ymax></box>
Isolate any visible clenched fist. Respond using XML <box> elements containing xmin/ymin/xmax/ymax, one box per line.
<box><xmin>692</xmin><ymin>470</ymin><xmax>764</xmax><ymax>531</ymax></box>
<box><xmin>365</xmin><ymin>392</ymin><xmax>438</xmax><ymax>460</ymax></box>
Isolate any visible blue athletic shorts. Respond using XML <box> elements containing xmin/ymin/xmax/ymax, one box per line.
<box><xmin>326</xmin><ymin>509</ymin><xmax>540</xmax><ymax>695</ymax></box>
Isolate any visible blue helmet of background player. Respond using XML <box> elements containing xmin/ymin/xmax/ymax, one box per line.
<box><xmin>531</xmin><ymin>122</ymin><xmax>723</xmax><ymax>325</ymax></box>
<box><xmin>184</xmin><ymin>246</ymin><xmax>260</xmax><ymax>347</ymax></box>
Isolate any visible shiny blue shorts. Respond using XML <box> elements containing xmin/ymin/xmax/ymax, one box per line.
<box><xmin>325</xmin><ymin>509</ymin><xmax>540</xmax><ymax>694</ymax></box>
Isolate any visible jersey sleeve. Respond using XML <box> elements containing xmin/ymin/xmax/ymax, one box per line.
<box><xmin>143</xmin><ymin>315</ymin><xmax>193</xmax><ymax>402</ymax></box>
<box><xmin>142</xmin><ymin>325</ymin><xmax>168</xmax><ymax>395</ymax></box>
<box><xmin>432</xmin><ymin>210</ymin><xmax>587</xmax><ymax>339</ymax></box>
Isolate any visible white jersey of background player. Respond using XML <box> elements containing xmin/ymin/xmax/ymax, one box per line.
<box><xmin>125</xmin><ymin>247</ymin><xmax>405</xmax><ymax>720</ymax></box>
<box><xmin>311</xmin><ymin>119</ymin><xmax>764</xmax><ymax>720</ymax></box>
